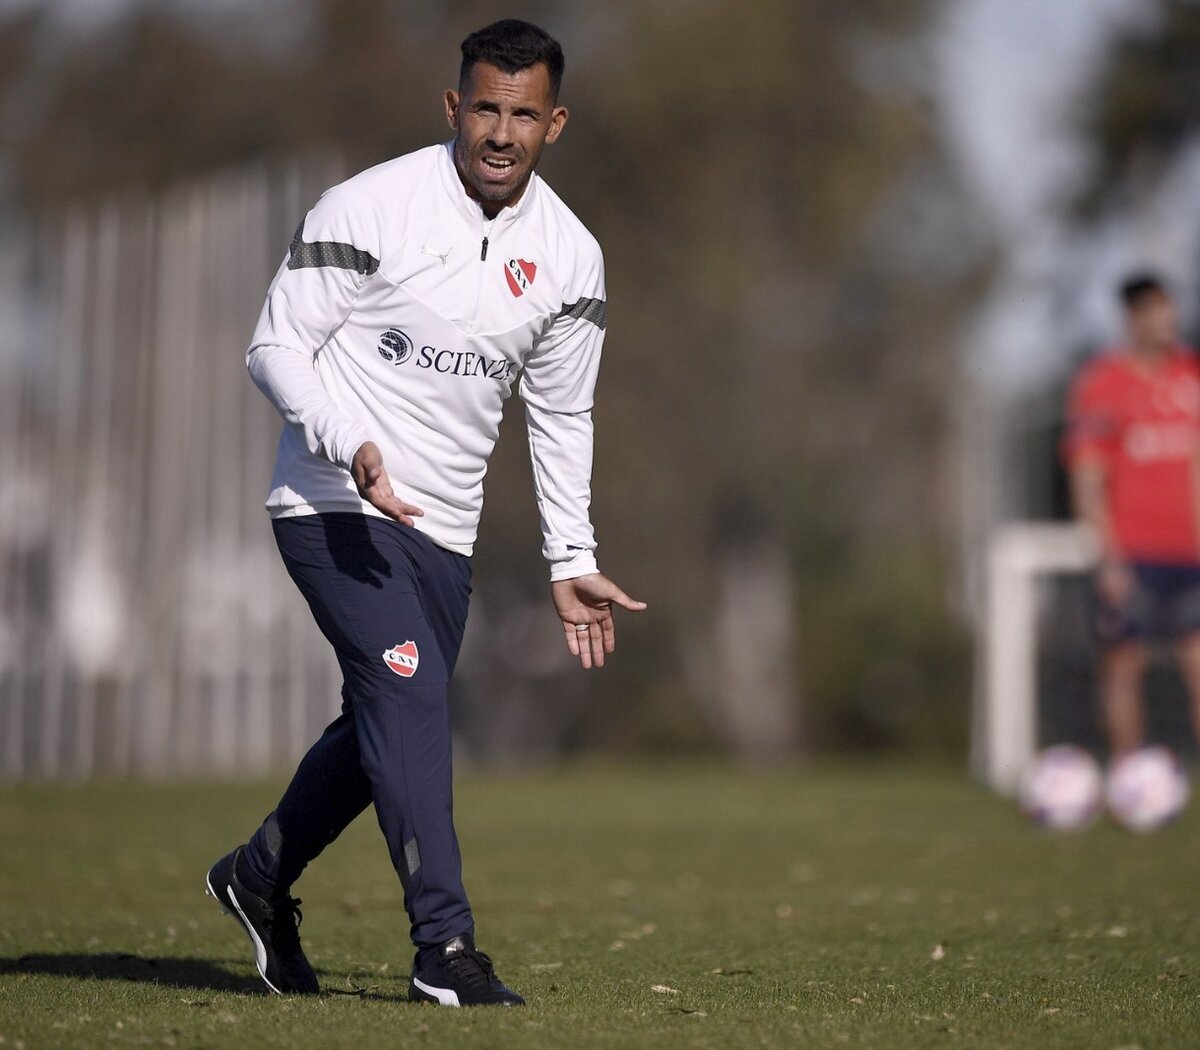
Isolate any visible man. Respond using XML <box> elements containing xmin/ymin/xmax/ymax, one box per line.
<box><xmin>1065</xmin><ymin>273</ymin><xmax>1200</xmax><ymax>757</ymax></box>
<box><xmin>205</xmin><ymin>19</ymin><xmax>644</xmax><ymax>1007</ymax></box>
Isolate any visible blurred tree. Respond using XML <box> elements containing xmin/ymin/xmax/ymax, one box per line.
<box><xmin>1088</xmin><ymin>1</ymin><xmax>1200</xmax><ymax>205</ymax></box>
<box><xmin>0</xmin><ymin>0</ymin><xmax>976</xmax><ymax>757</ymax></box>
<box><xmin>540</xmin><ymin>0</ymin><xmax>975</xmax><ymax>753</ymax></box>
<box><xmin>2</xmin><ymin>10</ymin><xmax>300</xmax><ymax>203</ymax></box>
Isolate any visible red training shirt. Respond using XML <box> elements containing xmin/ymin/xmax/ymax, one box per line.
<box><xmin>1063</xmin><ymin>347</ymin><xmax>1200</xmax><ymax>565</ymax></box>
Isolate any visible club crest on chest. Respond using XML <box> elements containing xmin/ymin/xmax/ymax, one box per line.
<box><xmin>504</xmin><ymin>258</ymin><xmax>537</xmax><ymax>298</ymax></box>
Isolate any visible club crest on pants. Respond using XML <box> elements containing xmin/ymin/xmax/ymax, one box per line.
<box><xmin>383</xmin><ymin>640</ymin><xmax>420</xmax><ymax>677</ymax></box>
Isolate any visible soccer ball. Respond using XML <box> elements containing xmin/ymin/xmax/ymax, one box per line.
<box><xmin>1105</xmin><ymin>747</ymin><xmax>1190</xmax><ymax>833</ymax></box>
<box><xmin>1018</xmin><ymin>745</ymin><xmax>1104</xmax><ymax>830</ymax></box>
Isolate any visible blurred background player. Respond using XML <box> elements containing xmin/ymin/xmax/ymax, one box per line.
<box><xmin>1064</xmin><ymin>274</ymin><xmax>1200</xmax><ymax>756</ymax></box>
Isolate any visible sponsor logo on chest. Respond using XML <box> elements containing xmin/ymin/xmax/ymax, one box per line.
<box><xmin>1123</xmin><ymin>421</ymin><xmax>1199</xmax><ymax>463</ymax></box>
<box><xmin>376</xmin><ymin>328</ymin><xmax>516</xmax><ymax>382</ymax></box>
<box><xmin>377</xmin><ymin>327</ymin><xmax>414</xmax><ymax>365</ymax></box>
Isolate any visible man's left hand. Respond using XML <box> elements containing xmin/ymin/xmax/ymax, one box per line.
<box><xmin>552</xmin><ymin>573</ymin><xmax>646</xmax><ymax>670</ymax></box>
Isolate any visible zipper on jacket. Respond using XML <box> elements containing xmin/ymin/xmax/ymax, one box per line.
<box><xmin>472</xmin><ymin>217</ymin><xmax>497</xmax><ymax>323</ymax></box>
<box><xmin>480</xmin><ymin>214</ymin><xmax>495</xmax><ymax>262</ymax></box>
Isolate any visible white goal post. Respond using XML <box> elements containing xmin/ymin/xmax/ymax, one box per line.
<box><xmin>974</xmin><ymin>521</ymin><xmax>1100</xmax><ymax>794</ymax></box>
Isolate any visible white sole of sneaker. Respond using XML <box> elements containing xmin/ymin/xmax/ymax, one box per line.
<box><xmin>205</xmin><ymin>872</ymin><xmax>284</xmax><ymax>996</ymax></box>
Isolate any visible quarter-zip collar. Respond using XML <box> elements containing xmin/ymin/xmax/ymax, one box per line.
<box><xmin>438</xmin><ymin>140</ymin><xmax>538</xmax><ymax>230</ymax></box>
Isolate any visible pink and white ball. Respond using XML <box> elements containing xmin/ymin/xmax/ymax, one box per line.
<box><xmin>1019</xmin><ymin>746</ymin><xmax>1104</xmax><ymax>831</ymax></box>
<box><xmin>1105</xmin><ymin>747</ymin><xmax>1190</xmax><ymax>833</ymax></box>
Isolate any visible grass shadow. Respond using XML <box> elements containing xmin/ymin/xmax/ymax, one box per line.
<box><xmin>324</xmin><ymin>986</ymin><xmax>413</xmax><ymax>1003</ymax></box>
<box><xmin>0</xmin><ymin>952</ymin><xmax>266</xmax><ymax>995</ymax></box>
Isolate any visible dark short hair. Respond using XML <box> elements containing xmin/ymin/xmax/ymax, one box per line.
<box><xmin>1120</xmin><ymin>272</ymin><xmax>1168</xmax><ymax>309</ymax></box>
<box><xmin>459</xmin><ymin>19</ymin><xmax>565</xmax><ymax>99</ymax></box>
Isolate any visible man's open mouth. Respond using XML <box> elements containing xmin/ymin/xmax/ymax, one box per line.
<box><xmin>481</xmin><ymin>155</ymin><xmax>516</xmax><ymax>176</ymax></box>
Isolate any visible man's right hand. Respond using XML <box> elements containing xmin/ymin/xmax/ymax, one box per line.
<box><xmin>351</xmin><ymin>441</ymin><xmax>424</xmax><ymax>526</ymax></box>
<box><xmin>1097</xmin><ymin>558</ymin><xmax>1135</xmax><ymax>609</ymax></box>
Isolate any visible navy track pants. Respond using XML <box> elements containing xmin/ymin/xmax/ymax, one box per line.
<box><xmin>242</xmin><ymin>512</ymin><xmax>474</xmax><ymax>949</ymax></box>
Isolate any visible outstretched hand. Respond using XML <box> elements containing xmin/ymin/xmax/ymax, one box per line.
<box><xmin>351</xmin><ymin>441</ymin><xmax>424</xmax><ymax>526</ymax></box>
<box><xmin>552</xmin><ymin>573</ymin><xmax>646</xmax><ymax>670</ymax></box>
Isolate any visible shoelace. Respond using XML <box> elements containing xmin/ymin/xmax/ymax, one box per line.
<box><xmin>267</xmin><ymin>897</ymin><xmax>305</xmax><ymax>948</ymax></box>
<box><xmin>444</xmin><ymin>946</ymin><xmax>498</xmax><ymax>991</ymax></box>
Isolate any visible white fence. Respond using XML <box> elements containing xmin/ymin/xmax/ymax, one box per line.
<box><xmin>0</xmin><ymin>157</ymin><xmax>354</xmax><ymax>777</ymax></box>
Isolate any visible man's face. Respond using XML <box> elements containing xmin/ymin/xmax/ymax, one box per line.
<box><xmin>445</xmin><ymin>61</ymin><xmax>568</xmax><ymax>214</ymax></box>
<box><xmin>1128</xmin><ymin>290</ymin><xmax>1179</xmax><ymax>350</ymax></box>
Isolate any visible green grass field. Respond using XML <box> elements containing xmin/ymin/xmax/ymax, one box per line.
<box><xmin>1</xmin><ymin>761</ymin><xmax>1197</xmax><ymax>1049</ymax></box>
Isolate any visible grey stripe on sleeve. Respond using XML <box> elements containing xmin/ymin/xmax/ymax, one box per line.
<box><xmin>556</xmin><ymin>296</ymin><xmax>607</xmax><ymax>330</ymax></box>
<box><xmin>287</xmin><ymin>221</ymin><xmax>380</xmax><ymax>275</ymax></box>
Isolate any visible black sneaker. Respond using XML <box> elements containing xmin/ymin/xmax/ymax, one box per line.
<box><xmin>205</xmin><ymin>847</ymin><xmax>319</xmax><ymax>995</ymax></box>
<box><xmin>409</xmin><ymin>933</ymin><xmax>525</xmax><ymax>1007</ymax></box>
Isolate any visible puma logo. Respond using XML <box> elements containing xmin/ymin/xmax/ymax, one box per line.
<box><xmin>420</xmin><ymin>243</ymin><xmax>453</xmax><ymax>266</ymax></box>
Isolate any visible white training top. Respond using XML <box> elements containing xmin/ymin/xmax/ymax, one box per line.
<box><xmin>247</xmin><ymin>142</ymin><xmax>605</xmax><ymax>581</ymax></box>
